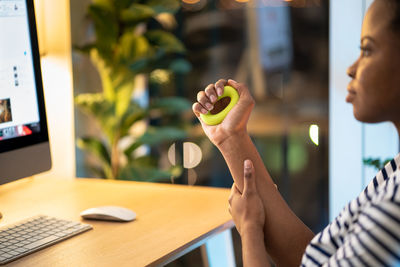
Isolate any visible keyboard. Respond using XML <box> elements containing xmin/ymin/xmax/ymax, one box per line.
<box><xmin>0</xmin><ymin>215</ymin><xmax>92</xmax><ymax>265</ymax></box>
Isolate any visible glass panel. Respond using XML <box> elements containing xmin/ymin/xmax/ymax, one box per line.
<box><xmin>174</xmin><ymin>0</ymin><xmax>329</xmax><ymax>234</ymax></box>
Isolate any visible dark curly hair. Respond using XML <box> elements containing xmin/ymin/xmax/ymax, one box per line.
<box><xmin>386</xmin><ymin>0</ymin><xmax>400</xmax><ymax>33</ymax></box>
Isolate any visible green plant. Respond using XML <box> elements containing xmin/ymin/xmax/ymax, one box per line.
<box><xmin>75</xmin><ymin>0</ymin><xmax>192</xmax><ymax>181</ymax></box>
<box><xmin>363</xmin><ymin>157</ymin><xmax>392</xmax><ymax>171</ymax></box>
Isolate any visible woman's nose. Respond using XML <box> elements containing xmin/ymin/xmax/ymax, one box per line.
<box><xmin>347</xmin><ymin>60</ymin><xmax>358</xmax><ymax>79</ymax></box>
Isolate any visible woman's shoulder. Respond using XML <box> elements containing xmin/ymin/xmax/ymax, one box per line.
<box><xmin>363</xmin><ymin>154</ymin><xmax>400</xmax><ymax>196</ymax></box>
<box><xmin>301</xmin><ymin>155</ymin><xmax>400</xmax><ymax>266</ymax></box>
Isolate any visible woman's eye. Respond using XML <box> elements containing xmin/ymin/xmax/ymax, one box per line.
<box><xmin>360</xmin><ymin>46</ymin><xmax>372</xmax><ymax>56</ymax></box>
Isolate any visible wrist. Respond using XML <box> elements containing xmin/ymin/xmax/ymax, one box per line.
<box><xmin>241</xmin><ymin>223</ymin><xmax>264</xmax><ymax>237</ymax></box>
<box><xmin>216</xmin><ymin>130</ymin><xmax>249</xmax><ymax>149</ymax></box>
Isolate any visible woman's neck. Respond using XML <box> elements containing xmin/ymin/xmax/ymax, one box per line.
<box><xmin>395</xmin><ymin>122</ymin><xmax>400</xmax><ymax>142</ymax></box>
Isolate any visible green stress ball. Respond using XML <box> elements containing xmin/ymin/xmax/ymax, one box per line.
<box><xmin>200</xmin><ymin>85</ymin><xmax>239</xmax><ymax>126</ymax></box>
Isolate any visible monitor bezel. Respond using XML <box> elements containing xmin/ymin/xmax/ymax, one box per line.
<box><xmin>0</xmin><ymin>0</ymin><xmax>49</xmax><ymax>153</ymax></box>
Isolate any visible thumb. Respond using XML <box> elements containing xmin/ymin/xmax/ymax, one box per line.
<box><xmin>243</xmin><ymin>159</ymin><xmax>256</xmax><ymax>195</ymax></box>
<box><xmin>227</xmin><ymin>79</ymin><xmax>246</xmax><ymax>96</ymax></box>
<box><xmin>227</xmin><ymin>79</ymin><xmax>241</xmax><ymax>93</ymax></box>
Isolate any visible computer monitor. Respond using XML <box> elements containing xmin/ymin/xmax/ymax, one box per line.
<box><xmin>0</xmin><ymin>0</ymin><xmax>52</xmax><ymax>215</ymax></box>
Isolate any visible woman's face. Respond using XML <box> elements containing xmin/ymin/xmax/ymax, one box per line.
<box><xmin>346</xmin><ymin>0</ymin><xmax>400</xmax><ymax>124</ymax></box>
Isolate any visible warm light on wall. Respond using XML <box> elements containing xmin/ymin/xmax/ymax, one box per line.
<box><xmin>33</xmin><ymin>0</ymin><xmax>71</xmax><ymax>56</ymax></box>
<box><xmin>168</xmin><ymin>142</ymin><xmax>203</xmax><ymax>169</ymax></box>
<box><xmin>309</xmin><ymin>124</ymin><xmax>319</xmax><ymax>146</ymax></box>
<box><xmin>31</xmin><ymin>0</ymin><xmax>76</xmax><ymax>179</ymax></box>
<box><xmin>182</xmin><ymin>0</ymin><xmax>201</xmax><ymax>4</ymax></box>
<box><xmin>181</xmin><ymin>0</ymin><xmax>207</xmax><ymax>11</ymax></box>
<box><xmin>33</xmin><ymin>0</ymin><xmax>46</xmax><ymax>56</ymax></box>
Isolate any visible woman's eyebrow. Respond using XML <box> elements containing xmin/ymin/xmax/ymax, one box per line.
<box><xmin>361</xmin><ymin>36</ymin><xmax>376</xmax><ymax>44</ymax></box>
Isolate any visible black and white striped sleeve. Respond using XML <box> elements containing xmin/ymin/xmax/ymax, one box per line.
<box><xmin>323</xmin><ymin>199</ymin><xmax>400</xmax><ymax>267</ymax></box>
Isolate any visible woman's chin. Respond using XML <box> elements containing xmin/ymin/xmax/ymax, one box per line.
<box><xmin>353</xmin><ymin>109</ymin><xmax>383</xmax><ymax>123</ymax></box>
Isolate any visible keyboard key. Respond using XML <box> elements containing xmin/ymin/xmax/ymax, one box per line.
<box><xmin>24</xmin><ymin>235</ymin><xmax>59</xmax><ymax>250</ymax></box>
<box><xmin>15</xmin><ymin>247</ymin><xmax>29</xmax><ymax>254</ymax></box>
<box><xmin>1</xmin><ymin>253</ymin><xmax>13</xmax><ymax>259</ymax></box>
<box><xmin>54</xmin><ymin>232</ymin><xmax>67</xmax><ymax>238</ymax></box>
<box><xmin>7</xmin><ymin>251</ymin><xmax>19</xmax><ymax>256</ymax></box>
<box><xmin>64</xmin><ymin>222</ymin><xmax>80</xmax><ymax>228</ymax></box>
<box><xmin>0</xmin><ymin>215</ymin><xmax>92</xmax><ymax>264</ymax></box>
<box><xmin>62</xmin><ymin>229</ymin><xmax>76</xmax><ymax>235</ymax></box>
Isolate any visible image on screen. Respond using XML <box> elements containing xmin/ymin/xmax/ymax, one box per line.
<box><xmin>0</xmin><ymin>0</ymin><xmax>43</xmax><ymax>143</ymax></box>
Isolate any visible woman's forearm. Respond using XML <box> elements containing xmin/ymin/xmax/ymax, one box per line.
<box><xmin>218</xmin><ymin>132</ymin><xmax>314</xmax><ymax>266</ymax></box>
<box><xmin>242</xmin><ymin>227</ymin><xmax>271</xmax><ymax>267</ymax></box>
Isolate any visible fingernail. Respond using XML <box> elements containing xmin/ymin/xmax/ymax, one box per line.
<box><xmin>244</xmin><ymin>159</ymin><xmax>252</xmax><ymax>169</ymax></box>
<box><xmin>206</xmin><ymin>103</ymin><xmax>213</xmax><ymax>110</ymax></box>
<box><xmin>217</xmin><ymin>88</ymin><xmax>223</xmax><ymax>96</ymax></box>
<box><xmin>228</xmin><ymin>79</ymin><xmax>238</xmax><ymax>84</ymax></box>
<box><xmin>210</xmin><ymin>95</ymin><xmax>217</xmax><ymax>103</ymax></box>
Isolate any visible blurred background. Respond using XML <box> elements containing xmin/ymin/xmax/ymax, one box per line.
<box><xmin>70</xmin><ymin>1</ymin><xmax>329</xmax><ymax>265</ymax></box>
<box><xmin>34</xmin><ymin>0</ymin><xmax>399</xmax><ymax>266</ymax></box>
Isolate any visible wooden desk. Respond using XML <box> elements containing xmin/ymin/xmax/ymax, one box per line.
<box><xmin>0</xmin><ymin>177</ymin><xmax>234</xmax><ymax>266</ymax></box>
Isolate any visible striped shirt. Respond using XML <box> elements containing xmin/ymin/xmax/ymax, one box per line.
<box><xmin>301</xmin><ymin>154</ymin><xmax>400</xmax><ymax>267</ymax></box>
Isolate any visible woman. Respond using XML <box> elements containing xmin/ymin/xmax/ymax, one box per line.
<box><xmin>192</xmin><ymin>0</ymin><xmax>400</xmax><ymax>266</ymax></box>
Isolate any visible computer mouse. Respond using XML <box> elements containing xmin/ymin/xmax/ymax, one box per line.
<box><xmin>80</xmin><ymin>206</ymin><xmax>136</xmax><ymax>222</ymax></box>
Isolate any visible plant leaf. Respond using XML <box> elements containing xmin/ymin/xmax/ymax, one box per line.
<box><xmin>115</xmin><ymin>0</ymin><xmax>134</xmax><ymax>10</ymax></box>
<box><xmin>363</xmin><ymin>157</ymin><xmax>392</xmax><ymax>171</ymax></box>
<box><xmin>132</xmin><ymin>155</ymin><xmax>157</xmax><ymax>166</ymax></box>
<box><xmin>73</xmin><ymin>43</ymin><xmax>96</xmax><ymax>54</ymax></box>
<box><xmin>75</xmin><ymin>93</ymin><xmax>119</xmax><ymax>142</ymax></box>
<box><xmin>119</xmin><ymin>164</ymin><xmax>182</xmax><ymax>181</ymax></box>
<box><xmin>117</xmin><ymin>34</ymin><xmax>153</xmax><ymax>66</ymax></box>
<box><xmin>123</xmin><ymin>142</ymin><xmax>143</xmax><ymax>158</ymax></box>
<box><xmin>138</xmin><ymin>126</ymin><xmax>187</xmax><ymax>146</ymax></box>
<box><xmin>75</xmin><ymin>93</ymin><xmax>110</xmax><ymax>119</ymax></box>
<box><xmin>77</xmin><ymin>137</ymin><xmax>111</xmax><ymax>167</ymax></box>
<box><xmin>119</xmin><ymin>101</ymin><xmax>146</xmax><ymax>138</ymax></box>
<box><xmin>146</xmin><ymin>0</ymin><xmax>180</xmax><ymax>14</ymax></box>
<box><xmin>89</xmin><ymin>50</ymin><xmax>116</xmax><ymax>101</ymax></box>
<box><xmin>88</xmin><ymin>4</ymin><xmax>118</xmax><ymax>57</ymax></box>
<box><xmin>114</xmin><ymin>79</ymin><xmax>135</xmax><ymax>117</ymax></box>
<box><xmin>145</xmin><ymin>30</ymin><xmax>185</xmax><ymax>54</ymax></box>
<box><xmin>149</xmin><ymin>97</ymin><xmax>192</xmax><ymax>115</ymax></box>
<box><xmin>169</xmin><ymin>58</ymin><xmax>192</xmax><ymax>74</ymax></box>
<box><xmin>92</xmin><ymin>0</ymin><xmax>114</xmax><ymax>9</ymax></box>
<box><xmin>124</xmin><ymin>126</ymin><xmax>186</xmax><ymax>157</ymax></box>
<box><xmin>88</xmin><ymin>166</ymin><xmax>107</xmax><ymax>179</ymax></box>
<box><xmin>120</xmin><ymin>3</ymin><xmax>156</xmax><ymax>25</ymax></box>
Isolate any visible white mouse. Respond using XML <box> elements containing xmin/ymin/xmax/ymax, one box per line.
<box><xmin>80</xmin><ymin>206</ymin><xmax>136</xmax><ymax>222</ymax></box>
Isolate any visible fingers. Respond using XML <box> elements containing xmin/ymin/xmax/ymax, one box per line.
<box><xmin>228</xmin><ymin>184</ymin><xmax>235</xmax><ymax>206</ymax></box>
<box><xmin>228</xmin><ymin>183</ymin><xmax>241</xmax><ymax>214</ymax></box>
<box><xmin>214</xmin><ymin>79</ymin><xmax>227</xmax><ymax>96</ymax></box>
<box><xmin>197</xmin><ymin>90</ymin><xmax>214</xmax><ymax>111</ymax></box>
<box><xmin>228</xmin><ymin>183</ymin><xmax>240</xmax><ymax>204</ymax></box>
<box><xmin>192</xmin><ymin>102</ymin><xmax>207</xmax><ymax>117</ymax></box>
<box><xmin>192</xmin><ymin>79</ymin><xmax>243</xmax><ymax>118</ymax></box>
<box><xmin>192</xmin><ymin>82</ymin><xmax>223</xmax><ymax>117</ymax></box>
<box><xmin>205</xmin><ymin>84</ymin><xmax>218</xmax><ymax>103</ymax></box>
<box><xmin>243</xmin><ymin>159</ymin><xmax>256</xmax><ymax>196</ymax></box>
<box><xmin>227</xmin><ymin>79</ymin><xmax>246</xmax><ymax>94</ymax></box>
<box><xmin>227</xmin><ymin>79</ymin><xmax>255</xmax><ymax>110</ymax></box>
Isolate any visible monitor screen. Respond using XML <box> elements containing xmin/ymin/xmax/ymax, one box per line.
<box><xmin>0</xmin><ymin>0</ymin><xmax>51</xmax><ymax>185</ymax></box>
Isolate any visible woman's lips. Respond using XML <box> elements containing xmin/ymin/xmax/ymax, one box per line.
<box><xmin>346</xmin><ymin>87</ymin><xmax>356</xmax><ymax>103</ymax></box>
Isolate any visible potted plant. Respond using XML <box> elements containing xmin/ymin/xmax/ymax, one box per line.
<box><xmin>74</xmin><ymin>0</ymin><xmax>192</xmax><ymax>181</ymax></box>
